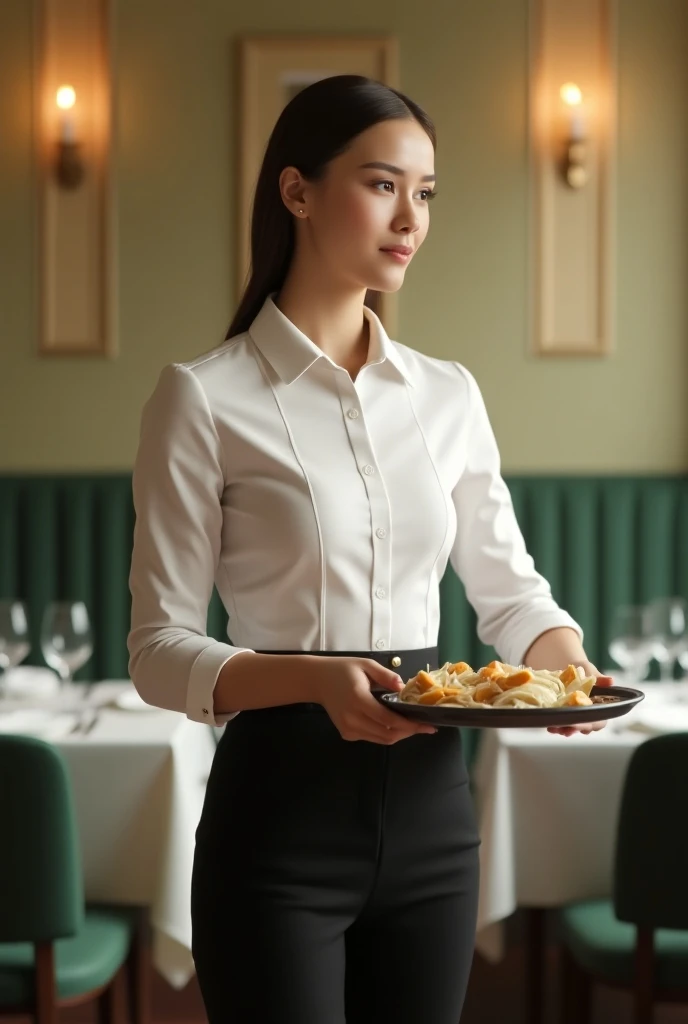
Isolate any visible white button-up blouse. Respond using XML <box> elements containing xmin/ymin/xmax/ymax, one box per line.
<box><xmin>127</xmin><ymin>295</ymin><xmax>582</xmax><ymax>726</ymax></box>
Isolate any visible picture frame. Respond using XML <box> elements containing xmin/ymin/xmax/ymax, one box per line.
<box><xmin>236</xmin><ymin>35</ymin><xmax>400</xmax><ymax>336</ymax></box>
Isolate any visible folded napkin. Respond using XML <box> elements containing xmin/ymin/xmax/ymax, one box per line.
<box><xmin>625</xmin><ymin>703</ymin><xmax>688</xmax><ymax>736</ymax></box>
<box><xmin>113</xmin><ymin>687</ymin><xmax>150</xmax><ymax>711</ymax></box>
<box><xmin>2</xmin><ymin>666</ymin><xmax>60</xmax><ymax>699</ymax></box>
<box><xmin>0</xmin><ymin>709</ymin><xmax>78</xmax><ymax>740</ymax></box>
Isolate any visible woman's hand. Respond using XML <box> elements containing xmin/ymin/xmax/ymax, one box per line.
<box><xmin>522</xmin><ymin>628</ymin><xmax>614</xmax><ymax>738</ymax></box>
<box><xmin>547</xmin><ymin>661</ymin><xmax>614</xmax><ymax>737</ymax></box>
<box><xmin>313</xmin><ymin>658</ymin><xmax>437</xmax><ymax>745</ymax></box>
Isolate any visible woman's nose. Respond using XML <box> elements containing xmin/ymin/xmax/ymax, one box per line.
<box><xmin>391</xmin><ymin>200</ymin><xmax>421</xmax><ymax>235</ymax></box>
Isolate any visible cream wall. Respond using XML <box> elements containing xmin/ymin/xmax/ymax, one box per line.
<box><xmin>0</xmin><ymin>0</ymin><xmax>686</xmax><ymax>472</ymax></box>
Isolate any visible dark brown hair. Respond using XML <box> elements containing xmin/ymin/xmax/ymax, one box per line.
<box><xmin>225</xmin><ymin>74</ymin><xmax>436</xmax><ymax>339</ymax></box>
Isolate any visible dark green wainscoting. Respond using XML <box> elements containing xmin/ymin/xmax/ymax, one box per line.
<box><xmin>1</xmin><ymin>474</ymin><xmax>687</xmax><ymax>764</ymax></box>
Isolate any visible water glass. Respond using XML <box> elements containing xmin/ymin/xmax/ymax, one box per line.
<box><xmin>0</xmin><ymin>601</ymin><xmax>31</xmax><ymax>695</ymax></box>
<box><xmin>644</xmin><ymin>597</ymin><xmax>688</xmax><ymax>681</ymax></box>
<box><xmin>608</xmin><ymin>605</ymin><xmax>655</xmax><ymax>683</ymax></box>
<box><xmin>40</xmin><ymin>601</ymin><xmax>93</xmax><ymax>690</ymax></box>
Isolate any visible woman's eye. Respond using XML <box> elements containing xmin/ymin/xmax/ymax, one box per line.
<box><xmin>372</xmin><ymin>180</ymin><xmax>437</xmax><ymax>201</ymax></box>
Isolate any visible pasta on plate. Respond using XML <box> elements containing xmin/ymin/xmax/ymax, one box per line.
<box><xmin>399</xmin><ymin>660</ymin><xmax>597</xmax><ymax>710</ymax></box>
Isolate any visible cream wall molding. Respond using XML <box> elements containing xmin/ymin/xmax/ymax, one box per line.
<box><xmin>34</xmin><ymin>0</ymin><xmax>117</xmax><ymax>356</ymax></box>
<box><xmin>529</xmin><ymin>0</ymin><xmax>617</xmax><ymax>356</ymax></box>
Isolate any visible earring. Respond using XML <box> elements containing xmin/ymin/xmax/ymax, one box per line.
<box><xmin>298</xmin><ymin>208</ymin><xmax>304</xmax><ymax>214</ymax></box>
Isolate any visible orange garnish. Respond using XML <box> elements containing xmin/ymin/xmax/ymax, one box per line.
<box><xmin>448</xmin><ymin>661</ymin><xmax>472</xmax><ymax>675</ymax></box>
<box><xmin>415</xmin><ymin>671</ymin><xmax>437</xmax><ymax>692</ymax></box>
<box><xmin>562</xmin><ymin>690</ymin><xmax>592</xmax><ymax>707</ymax></box>
<box><xmin>560</xmin><ymin>664</ymin><xmax>578</xmax><ymax>686</ymax></box>
<box><xmin>498</xmin><ymin>669</ymin><xmax>534</xmax><ymax>690</ymax></box>
<box><xmin>417</xmin><ymin>688</ymin><xmax>447</xmax><ymax>705</ymax></box>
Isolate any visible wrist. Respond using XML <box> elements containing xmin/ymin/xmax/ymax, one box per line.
<box><xmin>523</xmin><ymin>626</ymin><xmax>588</xmax><ymax>671</ymax></box>
<box><xmin>298</xmin><ymin>655</ymin><xmax>325</xmax><ymax>703</ymax></box>
<box><xmin>214</xmin><ymin>652</ymin><xmax>324</xmax><ymax>713</ymax></box>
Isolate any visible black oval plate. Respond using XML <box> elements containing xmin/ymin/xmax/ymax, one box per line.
<box><xmin>373</xmin><ymin>685</ymin><xmax>645</xmax><ymax>728</ymax></box>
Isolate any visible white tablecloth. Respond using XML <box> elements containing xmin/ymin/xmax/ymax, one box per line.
<box><xmin>0</xmin><ymin>680</ymin><xmax>216</xmax><ymax>989</ymax></box>
<box><xmin>473</xmin><ymin>680</ymin><xmax>688</xmax><ymax>960</ymax></box>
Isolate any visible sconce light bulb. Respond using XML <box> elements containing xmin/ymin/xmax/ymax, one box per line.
<box><xmin>560</xmin><ymin>82</ymin><xmax>583</xmax><ymax>107</ymax></box>
<box><xmin>56</xmin><ymin>85</ymin><xmax>76</xmax><ymax>110</ymax></box>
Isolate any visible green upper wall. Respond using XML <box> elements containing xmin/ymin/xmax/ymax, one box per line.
<box><xmin>1</xmin><ymin>0</ymin><xmax>686</xmax><ymax>472</ymax></box>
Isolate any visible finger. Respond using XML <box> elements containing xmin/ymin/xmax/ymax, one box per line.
<box><xmin>358</xmin><ymin>694</ymin><xmax>437</xmax><ymax>736</ymax></box>
<box><xmin>344</xmin><ymin>726</ymin><xmax>397</xmax><ymax>745</ymax></box>
<box><xmin>347</xmin><ymin>722</ymin><xmax>427</xmax><ymax>745</ymax></box>
<box><xmin>359</xmin><ymin>658</ymin><xmax>405</xmax><ymax>692</ymax></box>
<box><xmin>361</xmin><ymin>693</ymin><xmax>435</xmax><ymax>734</ymax></box>
<box><xmin>595</xmin><ymin>674</ymin><xmax>614</xmax><ymax>687</ymax></box>
<box><xmin>364</xmin><ymin>710</ymin><xmax>436</xmax><ymax>739</ymax></box>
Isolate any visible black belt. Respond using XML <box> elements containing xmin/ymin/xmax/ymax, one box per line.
<box><xmin>248</xmin><ymin>646</ymin><xmax>439</xmax><ymax>715</ymax></box>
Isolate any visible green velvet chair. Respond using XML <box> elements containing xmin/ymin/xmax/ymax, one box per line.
<box><xmin>557</xmin><ymin>733</ymin><xmax>688</xmax><ymax>1024</ymax></box>
<box><xmin>0</xmin><ymin>734</ymin><xmax>150</xmax><ymax>1024</ymax></box>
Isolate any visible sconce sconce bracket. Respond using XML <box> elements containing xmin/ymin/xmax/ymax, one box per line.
<box><xmin>564</xmin><ymin>140</ymin><xmax>588</xmax><ymax>189</ymax></box>
<box><xmin>55</xmin><ymin>141</ymin><xmax>85</xmax><ymax>189</ymax></box>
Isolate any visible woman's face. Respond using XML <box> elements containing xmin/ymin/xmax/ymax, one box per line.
<box><xmin>287</xmin><ymin>118</ymin><xmax>436</xmax><ymax>295</ymax></box>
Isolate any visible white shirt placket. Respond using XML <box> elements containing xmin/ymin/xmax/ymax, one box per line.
<box><xmin>337</xmin><ymin>371</ymin><xmax>392</xmax><ymax>652</ymax></box>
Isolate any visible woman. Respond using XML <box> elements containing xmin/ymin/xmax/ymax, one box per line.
<box><xmin>127</xmin><ymin>75</ymin><xmax>610</xmax><ymax>1024</ymax></box>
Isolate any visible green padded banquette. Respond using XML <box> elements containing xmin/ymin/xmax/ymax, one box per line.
<box><xmin>1</xmin><ymin>474</ymin><xmax>687</xmax><ymax>683</ymax></box>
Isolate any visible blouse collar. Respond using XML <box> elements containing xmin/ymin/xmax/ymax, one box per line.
<box><xmin>248</xmin><ymin>294</ymin><xmax>414</xmax><ymax>388</ymax></box>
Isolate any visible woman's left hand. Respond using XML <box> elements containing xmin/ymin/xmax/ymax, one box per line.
<box><xmin>547</xmin><ymin>662</ymin><xmax>614</xmax><ymax>737</ymax></box>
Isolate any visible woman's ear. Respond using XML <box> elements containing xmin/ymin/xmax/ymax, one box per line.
<box><xmin>279</xmin><ymin>166</ymin><xmax>308</xmax><ymax>216</ymax></box>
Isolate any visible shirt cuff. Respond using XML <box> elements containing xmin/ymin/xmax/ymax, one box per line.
<box><xmin>186</xmin><ymin>643</ymin><xmax>255</xmax><ymax>726</ymax></box>
<box><xmin>499</xmin><ymin>612</ymin><xmax>584</xmax><ymax>669</ymax></box>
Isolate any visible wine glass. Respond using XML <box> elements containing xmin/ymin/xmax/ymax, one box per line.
<box><xmin>0</xmin><ymin>601</ymin><xmax>31</xmax><ymax>697</ymax></box>
<box><xmin>644</xmin><ymin>597</ymin><xmax>688</xmax><ymax>682</ymax></box>
<box><xmin>40</xmin><ymin>601</ymin><xmax>93</xmax><ymax>691</ymax></box>
<box><xmin>608</xmin><ymin>605</ymin><xmax>656</xmax><ymax>684</ymax></box>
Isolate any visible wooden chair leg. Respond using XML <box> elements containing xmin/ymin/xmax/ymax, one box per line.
<box><xmin>125</xmin><ymin>906</ymin><xmax>151</xmax><ymax>1024</ymax></box>
<box><xmin>34</xmin><ymin>942</ymin><xmax>57</xmax><ymax>1024</ymax></box>
<box><xmin>634</xmin><ymin>926</ymin><xmax>654</xmax><ymax>1024</ymax></box>
<box><xmin>526</xmin><ymin>907</ymin><xmax>546</xmax><ymax>1024</ymax></box>
<box><xmin>97</xmin><ymin>965</ymin><xmax>126</xmax><ymax>1024</ymax></box>
<box><xmin>560</xmin><ymin>945</ymin><xmax>593</xmax><ymax>1024</ymax></box>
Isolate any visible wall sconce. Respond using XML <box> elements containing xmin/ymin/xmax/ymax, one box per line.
<box><xmin>35</xmin><ymin>0</ymin><xmax>116</xmax><ymax>357</ymax></box>
<box><xmin>55</xmin><ymin>83</ymin><xmax>84</xmax><ymax>189</ymax></box>
<box><xmin>559</xmin><ymin>82</ymin><xmax>587</xmax><ymax>189</ymax></box>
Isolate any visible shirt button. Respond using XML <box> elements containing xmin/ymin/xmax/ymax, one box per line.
<box><xmin>375</xmin><ymin>587</ymin><xmax>387</xmax><ymax>599</ymax></box>
<box><xmin>375</xmin><ymin>639</ymin><xmax>386</xmax><ymax>650</ymax></box>
<box><xmin>376</xmin><ymin>527</ymin><xmax>387</xmax><ymax>539</ymax></box>
<box><xmin>363</xmin><ymin>464</ymin><xmax>375</xmax><ymax>476</ymax></box>
<box><xmin>347</xmin><ymin>409</ymin><xmax>359</xmax><ymax>419</ymax></box>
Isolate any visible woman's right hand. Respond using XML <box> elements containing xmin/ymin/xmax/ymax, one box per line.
<box><xmin>312</xmin><ymin>657</ymin><xmax>437</xmax><ymax>745</ymax></box>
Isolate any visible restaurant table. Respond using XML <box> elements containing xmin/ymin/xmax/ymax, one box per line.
<box><xmin>0</xmin><ymin>679</ymin><xmax>216</xmax><ymax>989</ymax></box>
<box><xmin>472</xmin><ymin>679</ymin><xmax>688</xmax><ymax>1022</ymax></box>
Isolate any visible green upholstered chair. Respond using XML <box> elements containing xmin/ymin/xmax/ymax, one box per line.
<box><xmin>556</xmin><ymin>733</ymin><xmax>688</xmax><ymax>1024</ymax></box>
<box><xmin>0</xmin><ymin>734</ymin><xmax>150</xmax><ymax>1024</ymax></box>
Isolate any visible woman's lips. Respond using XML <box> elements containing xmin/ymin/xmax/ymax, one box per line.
<box><xmin>380</xmin><ymin>247</ymin><xmax>412</xmax><ymax>263</ymax></box>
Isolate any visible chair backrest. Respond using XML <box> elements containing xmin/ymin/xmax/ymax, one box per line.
<box><xmin>0</xmin><ymin>735</ymin><xmax>84</xmax><ymax>942</ymax></box>
<box><xmin>613</xmin><ymin>732</ymin><xmax>688</xmax><ymax>930</ymax></box>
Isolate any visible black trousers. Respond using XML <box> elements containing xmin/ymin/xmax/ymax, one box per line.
<box><xmin>191</xmin><ymin>648</ymin><xmax>481</xmax><ymax>1024</ymax></box>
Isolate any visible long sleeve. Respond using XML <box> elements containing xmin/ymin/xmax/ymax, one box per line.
<box><xmin>448</xmin><ymin>364</ymin><xmax>583</xmax><ymax>666</ymax></box>
<box><xmin>127</xmin><ymin>363</ymin><xmax>254</xmax><ymax>726</ymax></box>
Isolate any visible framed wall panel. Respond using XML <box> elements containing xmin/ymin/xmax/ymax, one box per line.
<box><xmin>236</xmin><ymin>36</ymin><xmax>399</xmax><ymax>335</ymax></box>
<box><xmin>529</xmin><ymin>0</ymin><xmax>617</xmax><ymax>356</ymax></box>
